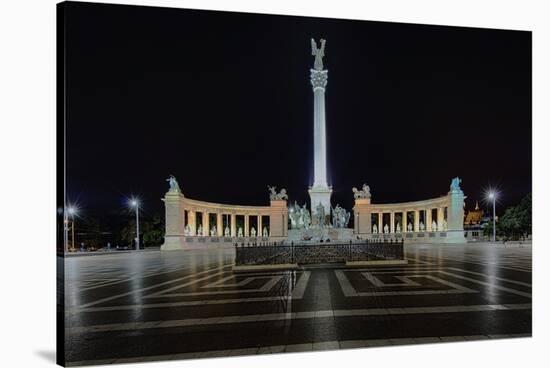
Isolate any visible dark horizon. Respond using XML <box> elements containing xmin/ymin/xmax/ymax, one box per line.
<box><xmin>63</xmin><ymin>1</ymin><xmax>532</xmax><ymax>221</ymax></box>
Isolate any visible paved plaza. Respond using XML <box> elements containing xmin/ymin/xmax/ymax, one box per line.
<box><xmin>62</xmin><ymin>243</ymin><xmax>532</xmax><ymax>366</ymax></box>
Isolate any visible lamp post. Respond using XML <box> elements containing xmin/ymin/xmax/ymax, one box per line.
<box><xmin>64</xmin><ymin>210</ymin><xmax>69</xmax><ymax>254</ymax></box>
<box><xmin>130</xmin><ymin>198</ymin><xmax>140</xmax><ymax>250</ymax></box>
<box><xmin>68</xmin><ymin>206</ymin><xmax>77</xmax><ymax>250</ymax></box>
<box><xmin>487</xmin><ymin>192</ymin><xmax>497</xmax><ymax>242</ymax></box>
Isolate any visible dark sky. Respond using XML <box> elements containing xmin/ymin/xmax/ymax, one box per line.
<box><xmin>63</xmin><ymin>1</ymin><xmax>532</xmax><ymax>220</ymax></box>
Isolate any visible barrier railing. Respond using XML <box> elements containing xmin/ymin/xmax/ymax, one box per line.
<box><xmin>235</xmin><ymin>239</ymin><xmax>404</xmax><ymax>266</ymax></box>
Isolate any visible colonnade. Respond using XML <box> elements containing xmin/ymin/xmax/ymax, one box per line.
<box><xmin>183</xmin><ymin>210</ymin><xmax>268</xmax><ymax>237</ymax></box>
<box><xmin>370</xmin><ymin>207</ymin><xmax>447</xmax><ymax>234</ymax></box>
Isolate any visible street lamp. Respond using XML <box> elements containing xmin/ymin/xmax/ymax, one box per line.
<box><xmin>68</xmin><ymin>206</ymin><xmax>78</xmax><ymax>250</ymax></box>
<box><xmin>129</xmin><ymin>198</ymin><xmax>140</xmax><ymax>250</ymax></box>
<box><xmin>487</xmin><ymin>191</ymin><xmax>497</xmax><ymax>242</ymax></box>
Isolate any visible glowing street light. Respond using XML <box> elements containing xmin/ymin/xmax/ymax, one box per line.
<box><xmin>67</xmin><ymin>206</ymin><xmax>78</xmax><ymax>250</ymax></box>
<box><xmin>129</xmin><ymin>198</ymin><xmax>140</xmax><ymax>250</ymax></box>
<box><xmin>486</xmin><ymin>191</ymin><xmax>498</xmax><ymax>242</ymax></box>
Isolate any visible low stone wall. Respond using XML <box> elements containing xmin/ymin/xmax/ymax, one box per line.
<box><xmin>161</xmin><ymin>236</ymin><xmax>272</xmax><ymax>251</ymax></box>
<box><xmin>361</xmin><ymin>231</ymin><xmax>466</xmax><ymax>244</ymax></box>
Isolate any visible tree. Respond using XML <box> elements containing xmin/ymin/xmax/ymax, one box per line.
<box><xmin>485</xmin><ymin>193</ymin><xmax>532</xmax><ymax>241</ymax></box>
<box><xmin>120</xmin><ymin>213</ymin><xmax>164</xmax><ymax>248</ymax></box>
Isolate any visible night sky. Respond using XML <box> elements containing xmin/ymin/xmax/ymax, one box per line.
<box><xmin>63</xmin><ymin>1</ymin><xmax>532</xmax><ymax>221</ymax></box>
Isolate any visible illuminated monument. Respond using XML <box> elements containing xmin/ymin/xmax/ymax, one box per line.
<box><xmin>308</xmin><ymin>38</ymin><xmax>332</xmax><ymax>224</ymax></box>
<box><xmin>160</xmin><ymin>38</ymin><xmax>466</xmax><ymax>250</ymax></box>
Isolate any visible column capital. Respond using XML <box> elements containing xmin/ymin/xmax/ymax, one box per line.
<box><xmin>310</xmin><ymin>69</ymin><xmax>328</xmax><ymax>90</ymax></box>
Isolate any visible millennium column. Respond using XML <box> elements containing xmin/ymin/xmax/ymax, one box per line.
<box><xmin>308</xmin><ymin>38</ymin><xmax>333</xmax><ymax>222</ymax></box>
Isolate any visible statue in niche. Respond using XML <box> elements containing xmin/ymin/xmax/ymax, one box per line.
<box><xmin>383</xmin><ymin>224</ymin><xmax>389</xmax><ymax>234</ymax></box>
<box><xmin>450</xmin><ymin>177</ymin><xmax>462</xmax><ymax>192</ymax></box>
<box><xmin>352</xmin><ymin>184</ymin><xmax>371</xmax><ymax>199</ymax></box>
<box><xmin>263</xmin><ymin>227</ymin><xmax>269</xmax><ymax>237</ymax></box>
<box><xmin>311</xmin><ymin>38</ymin><xmax>326</xmax><ymax>71</ymax></box>
<box><xmin>224</xmin><ymin>226</ymin><xmax>230</xmax><ymax>237</ymax></box>
<box><xmin>419</xmin><ymin>222</ymin><xmax>425</xmax><ymax>232</ymax></box>
<box><xmin>432</xmin><ymin>221</ymin><xmax>438</xmax><ymax>232</ymax></box>
<box><xmin>166</xmin><ymin>175</ymin><xmax>181</xmax><ymax>193</ymax></box>
<box><xmin>184</xmin><ymin>224</ymin><xmax>191</xmax><ymax>236</ymax></box>
<box><xmin>237</xmin><ymin>227</ymin><xmax>243</xmax><ymax>237</ymax></box>
<box><xmin>407</xmin><ymin>223</ymin><xmax>413</xmax><ymax>232</ymax></box>
<box><xmin>210</xmin><ymin>225</ymin><xmax>216</xmax><ymax>237</ymax></box>
<box><xmin>251</xmin><ymin>227</ymin><xmax>257</xmax><ymax>237</ymax></box>
<box><xmin>197</xmin><ymin>224</ymin><xmax>203</xmax><ymax>236</ymax></box>
<box><xmin>396</xmin><ymin>222</ymin><xmax>401</xmax><ymax>233</ymax></box>
<box><xmin>315</xmin><ymin>202</ymin><xmax>326</xmax><ymax>228</ymax></box>
<box><xmin>372</xmin><ymin>224</ymin><xmax>378</xmax><ymax>234</ymax></box>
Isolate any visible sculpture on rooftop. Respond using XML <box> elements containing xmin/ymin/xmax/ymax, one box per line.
<box><xmin>450</xmin><ymin>177</ymin><xmax>462</xmax><ymax>192</ymax></box>
<box><xmin>166</xmin><ymin>175</ymin><xmax>181</xmax><ymax>193</ymax></box>
<box><xmin>352</xmin><ymin>184</ymin><xmax>371</xmax><ymax>199</ymax></box>
<box><xmin>268</xmin><ymin>186</ymin><xmax>288</xmax><ymax>200</ymax></box>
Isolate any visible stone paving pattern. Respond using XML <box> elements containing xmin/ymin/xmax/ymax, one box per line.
<box><xmin>62</xmin><ymin>243</ymin><xmax>532</xmax><ymax>366</ymax></box>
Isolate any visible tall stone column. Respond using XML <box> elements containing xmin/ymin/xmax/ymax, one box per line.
<box><xmin>402</xmin><ymin>211</ymin><xmax>408</xmax><ymax>232</ymax></box>
<box><xmin>426</xmin><ymin>209</ymin><xmax>432</xmax><ymax>231</ymax></box>
<box><xmin>414</xmin><ymin>210</ymin><xmax>420</xmax><ymax>232</ymax></box>
<box><xmin>244</xmin><ymin>215</ymin><xmax>249</xmax><ymax>237</ymax></box>
<box><xmin>390</xmin><ymin>212</ymin><xmax>395</xmax><ymax>233</ymax></box>
<box><xmin>308</xmin><ymin>39</ymin><xmax>332</xmax><ymax>219</ymax></box>
<box><xmin>378</xmin><ymin>213</ymin><xmax>383</xmax><ymax>232</ymax></box>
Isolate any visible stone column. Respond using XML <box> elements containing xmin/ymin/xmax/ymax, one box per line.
<box><xmin>258</xmin><ymin>215</ymin><xmax>263</xmax><ymax>237</ymax></box>
<box><xmin>378</xmin><ymin>213</ymin><xmax>383</xmax><ymax>232</ymax></box>
<box><xmin>308</xmin><ymin>52</ymin><xmax>332</xmax><ymax>217</ymax></box>
<box><xmin>390</xmin><ymin>212</ymin><xmax>395</xmax><ymax>233</ymax></box>
<box><xmin>414</xmin><ymin>210</ymin><xmax>420</xmax><ymax>232</ymax></box>
<box><xmin>230</xmin><ymin>213</ymin><xmax>236</xmax><ymax>237</ymax></box>
<box><xmin>216</xmin><ymin>212</ymin><xmax>223</xmax><ymax>236</ymax></box>
<box><xmin>402</xmin><ymin>211</ymin><xmax>408</xmax><ymax>232</ymax></box>
<box><xmin>426</xmin><ymin>209</ymin><xmax>432</xmax><ymax>231</ymax></box>
<box><xmin>244</xmin><ymin>215</ymin><xmax>249</xmax><ymax>237</ymax></box>
<box><xmin>203</xmin><ymin>211</ymin><xmax>209</xmax><ymax>236</ymax></box>
<box><xmin>189</xmin><ymin>210</ymin><xmax>196</xmax><ymax>236</ymax></box>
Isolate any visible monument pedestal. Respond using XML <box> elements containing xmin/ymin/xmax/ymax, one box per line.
<box><xmin>288</xmin><ymin>228</ymin><xmax>353</xmax><ymax>242</ymax></box>
<box><xmin>309</xmin><ymin>186</ymin><xmax>332</xmax><ymax>221</ymax></box>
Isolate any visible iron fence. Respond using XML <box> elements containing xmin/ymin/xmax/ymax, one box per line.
<box><xmin>235</xmin><ymin>239</ymin><xmax>404</xmax><ymax>266</ymax></box>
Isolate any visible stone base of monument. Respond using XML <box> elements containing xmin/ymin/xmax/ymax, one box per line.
<box><xmin>287</xmin><ymin>228</ymin><xmax>354</xmax><ymax>243</ymax></box>
<box><xmin>444</xmin><ymin>230</ymin><xmax>467</xmax><ymax>244</ymax></box>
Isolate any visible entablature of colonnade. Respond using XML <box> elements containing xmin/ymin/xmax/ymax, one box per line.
<box><xmin>364</xmin><ymin>195</ymin><xmax>451</xmax><ymax>212</ymax></box>
<box><xmin>177</xmin><ymin>197</ymin><xmax>272</xmax><ymax>216</ymax></box>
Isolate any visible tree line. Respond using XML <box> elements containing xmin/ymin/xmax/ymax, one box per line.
<box><xmin>484</xmin><ymin>193</ymin><xmax>531</xmax><ymax>241</ymax></box>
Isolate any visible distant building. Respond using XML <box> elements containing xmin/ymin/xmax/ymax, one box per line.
<box><xmin>465</xmin><ymin>201</ymin><xmax>484</xmax><ymax>226</ymax></box>
<box><xmin>463</xmin><ymin>201</ymin><xmax>492</xmax><ymax>241</ymax></box>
